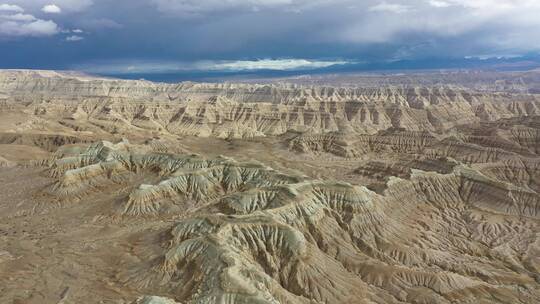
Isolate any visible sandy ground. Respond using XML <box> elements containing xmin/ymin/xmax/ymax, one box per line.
<box><xmin>0</xmin><ymin>167</ymin><xmax>171</xmax><ymax>304</ymax></box>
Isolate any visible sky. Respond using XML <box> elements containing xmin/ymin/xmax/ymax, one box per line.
<box><xmin>1</xmin><ymin>0</ymin><xmax>540</xmax><ymax>80</ymax></box>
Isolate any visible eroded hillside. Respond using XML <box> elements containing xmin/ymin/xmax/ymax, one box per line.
<box><xmin>0</xmin><ymin>70</ymin><xmax>538</xmax><ymax>304</ymax></box>
<box><xmin>1</xmin><ymin>70</ymin><xmax>539</xmax><ymax>139</ymax></box>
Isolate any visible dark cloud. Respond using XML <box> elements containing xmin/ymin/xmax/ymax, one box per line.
<box><xmin>0</xmin><ymin>0</ymin><xmax>539</xmax><ymax>76</ymax></box>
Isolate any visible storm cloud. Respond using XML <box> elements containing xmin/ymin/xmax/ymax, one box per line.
<box><xmin>0</xmin><ymin>0</ymin><xmax>539</xmax><ymax>75</ymax></box>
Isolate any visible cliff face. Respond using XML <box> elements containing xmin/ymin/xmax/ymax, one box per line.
<box><xmin>1</xmin><ymin>70</ymin><xmax>539</xmax><ymax>139</ymax></box>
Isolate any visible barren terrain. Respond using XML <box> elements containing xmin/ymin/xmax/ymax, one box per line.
<box><xmin>0</xmin><ymin>70</ymin><xmax>539</xmax><ymax>304</ymax></box>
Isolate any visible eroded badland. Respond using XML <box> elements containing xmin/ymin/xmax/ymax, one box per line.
<box><xmin>0</xmin><ymin>70</ymin><xmax>539</xmax><ymax>304</ymax></box>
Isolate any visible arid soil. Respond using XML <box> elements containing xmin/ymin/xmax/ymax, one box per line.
<box><xmin>0</xmin><ymin>70</ymin><xmax>539</xmax><ymax>304</ymax></box>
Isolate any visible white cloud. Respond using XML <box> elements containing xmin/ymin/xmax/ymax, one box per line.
<box><xmin>203</xmin><ymin>59</ymin><xmax>350</xmax><ymax>71</ymax></box>
<box><xmin>369</xmin><ymin>2</ymin><xmax>411</xmax><ymax>14</ymax></box>
<box><xmin>0</xmin><ymin>18</ymin><xmax>58</xmax><ymax>36</ymax></box>
<box><xmin>0</xmin><ymin>4</ymin><xmax>59</xmax><ymax>37</ymax></box>
<box><xmin>9</xmin><ymin>0</ymin><xmax>92</xmax><ymax>12</ymax></box>
<box><xmin>75</xmin><ymin>59</ymin><xmax>352</xmax><ymax>74</ymax></box>
<box><xmin>66</xmin><ymin>34</ymin><xmax>83</xmax><ymax>41</ymax></box>
<box><xmin>72</xmin><ymin>28</ymin><xmax>82</xmax><ymax>33</ymax></box>
<box><xmin>2</xmin><ymin>13</ymin><xmax>35</xmax><ymax>21</ymax></box>
<box><xmin>23</xmin><ymin>19</ymin><xmax>57</xmax><ymax>34</ymax></box>
<box><xmin>0</xmin><ymin>4</ymin><xmax>23</xmax><ymax>12</ymax></box>
<box><xmin>428</xmin><ymin>0</ymin><xmax>451</xmax><ymax>8</ymax></box>
<box><xmin>42</xmin><ymin>4</ymin><xmax>61</xmax><ymax>13</ymax></box>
